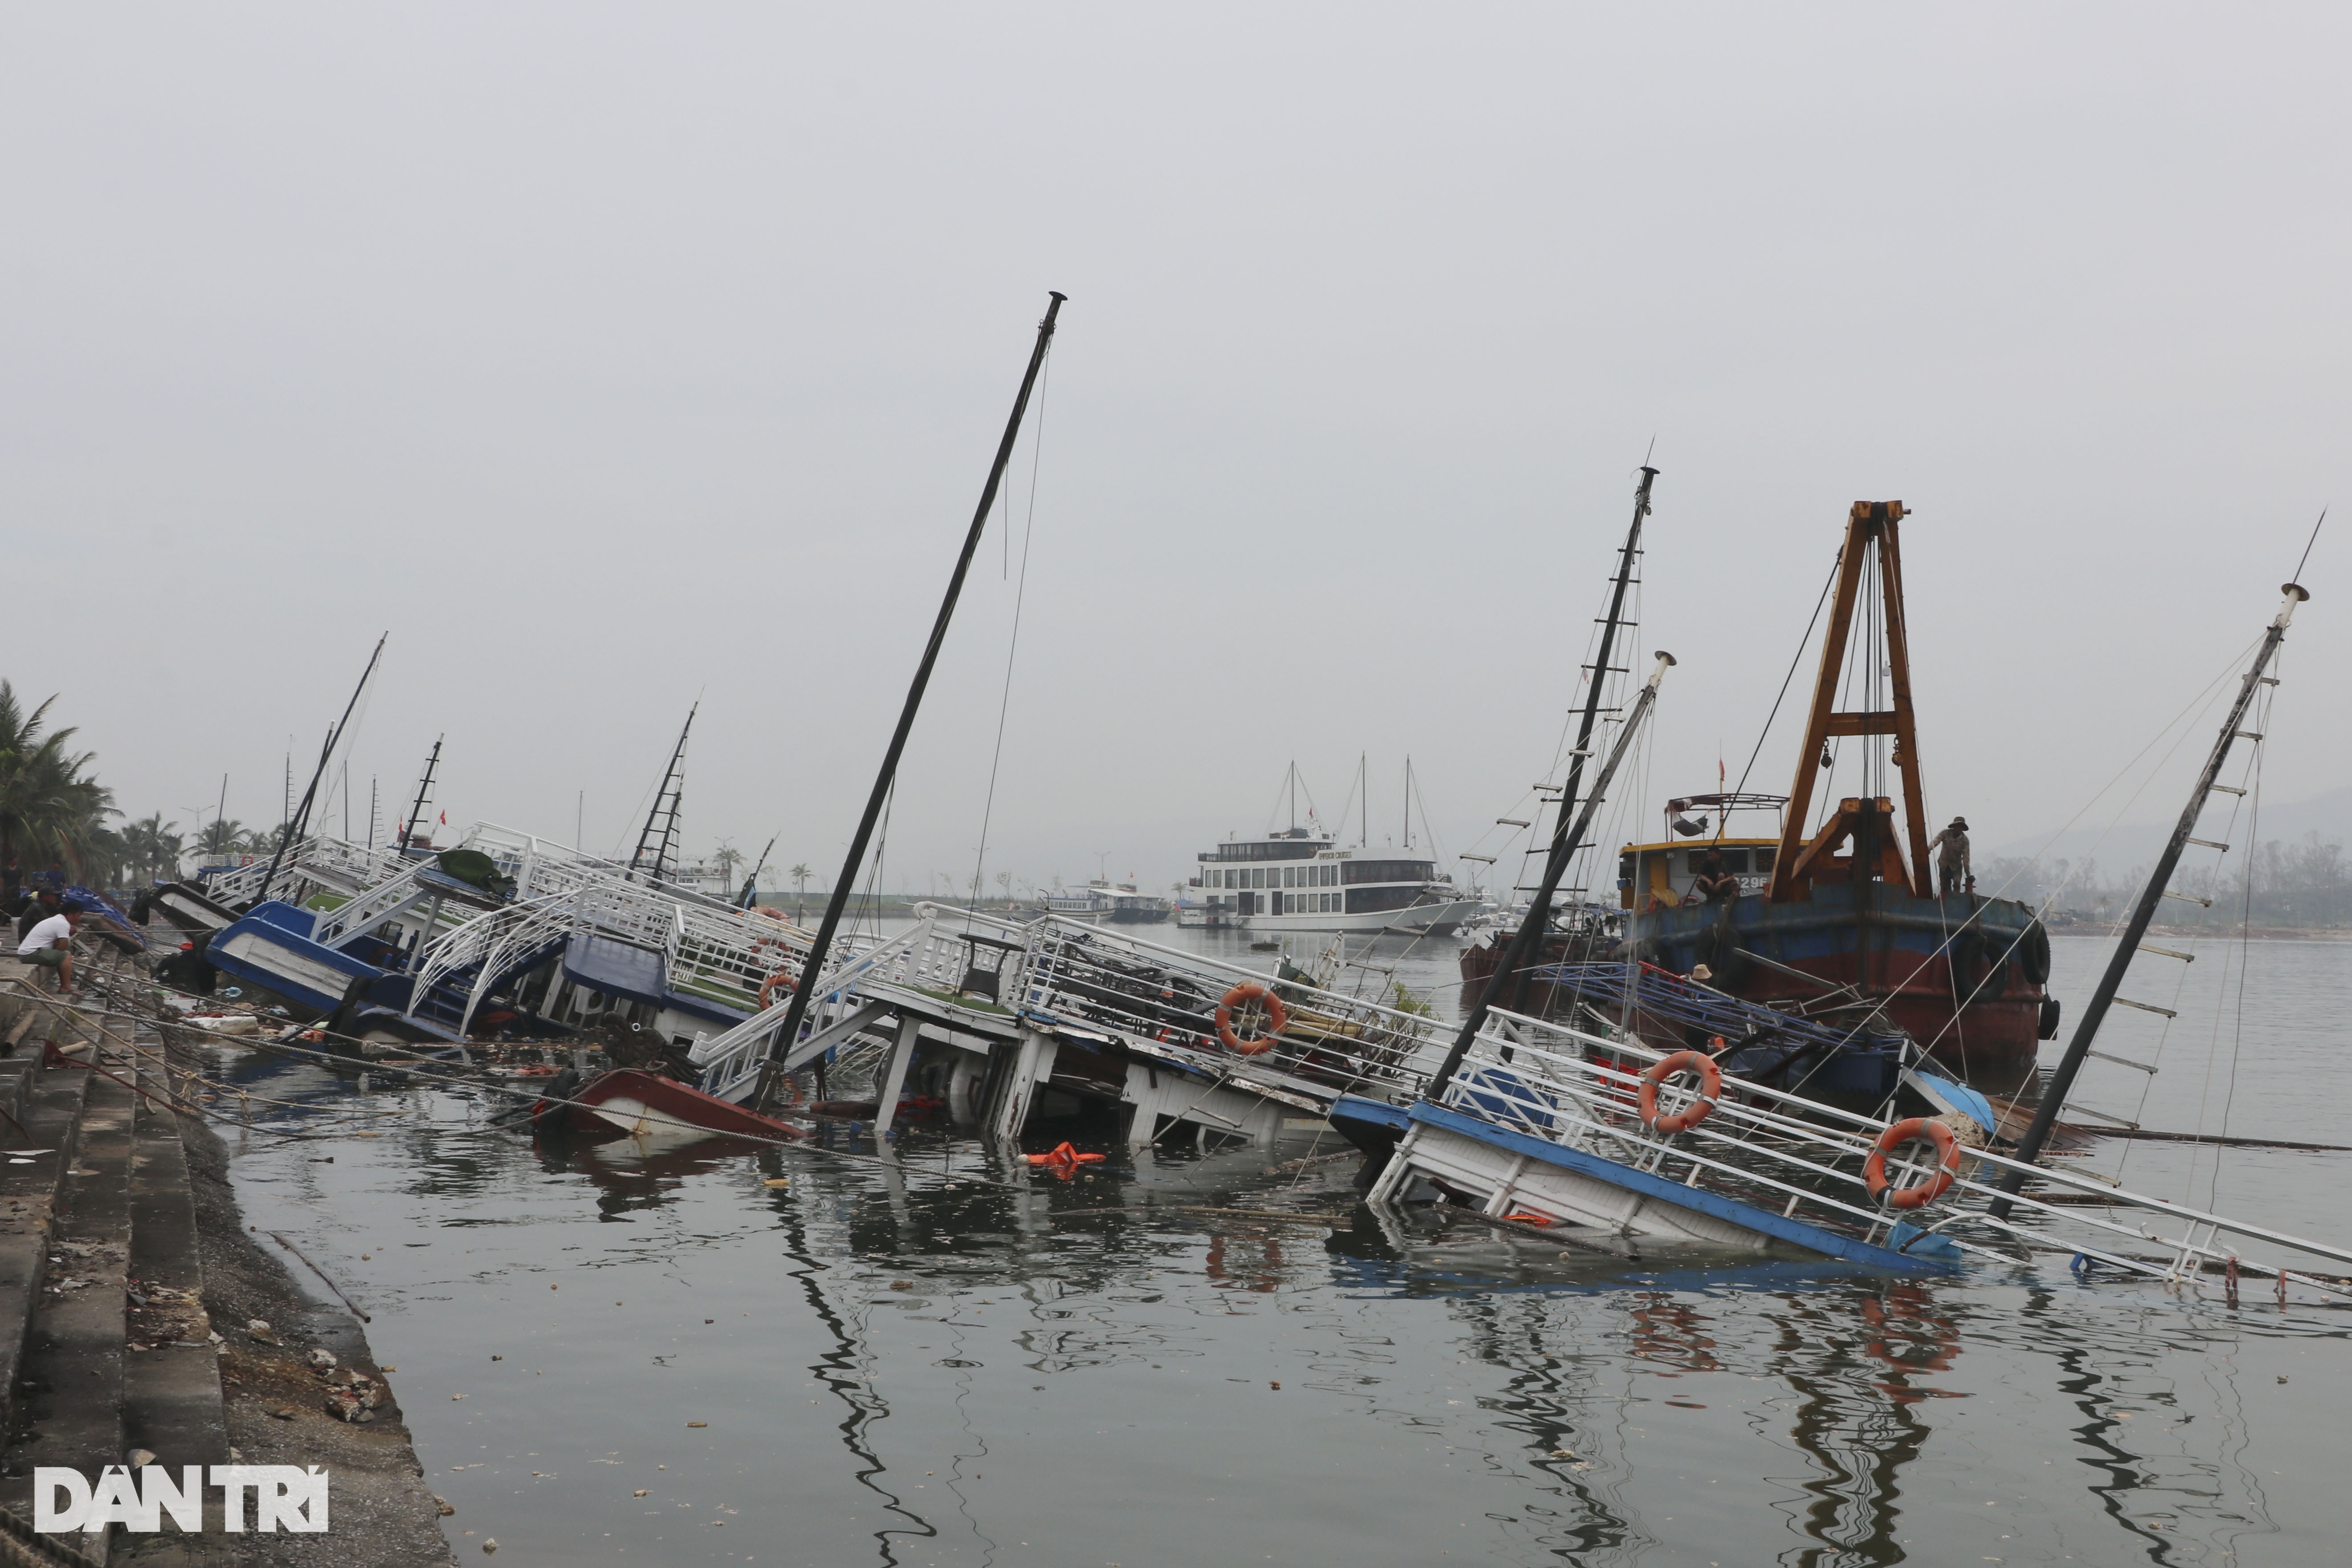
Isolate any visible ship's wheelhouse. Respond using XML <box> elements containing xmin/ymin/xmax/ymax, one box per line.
<box><xmin>1619</xmin><ymin>838</ymin><xmax>1780</xmax><ymax>910</ymax></box>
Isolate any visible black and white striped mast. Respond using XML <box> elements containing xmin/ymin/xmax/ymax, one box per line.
<box><xmin>1421</xmin><ymin>468</ymin><xmax>1659</xmax><ymax>1101</ymax></box>
<box><xmin>1425</xmin><ymin>647</ymin><xmax>1675</xmax><ymax>1100</ymax></box>
<box><xmin>1989</xmin><ymin>580</ymin><xmax>2310</xmax><ymax>1219</ymax></box>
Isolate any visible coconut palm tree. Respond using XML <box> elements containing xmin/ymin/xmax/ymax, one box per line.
<box><xmin>788</xmin><ymin>862</ymin><xmax>812</xmax><ymax>921</ymax></box>
<box><xmin>196</xmin><ymin>818</ymin><xmax>248</xmax><ymax>860</ymax></box>
<box><xmin>122</xmin><ymin>814</ymin><xmax>185</xmax><ymax>882</ymax></box>
<box><xmin>0</xmin><ymin>681</ymin><xmax>116</xmax><ymax>878</ymax></box>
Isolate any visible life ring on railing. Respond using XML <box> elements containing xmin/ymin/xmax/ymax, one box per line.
<box><xmin>1637</xmin><ymin>1050</ymin><xmax>1722</xmax><ymax>1135</ymax></box>
<box><xmin>1215</xmin><ymin>983</ymin><xmax>1286</xmax><ymax>1056</ymax></box>
<box><xmin>1864</xmin><ymin>1118</ymin><xmax>1961</xmax><ymax>1210</ymax></box>
<box><xmin>756</xmin><ymin>967</ymin><xmax>802</xmax><ymax>1010</ymax></box>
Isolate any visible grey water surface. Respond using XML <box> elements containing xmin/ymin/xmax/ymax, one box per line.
<box><xmin>212</xmin><ymin>931</ymin><xmax>2352</xmax><ymax>1567</ymax></box>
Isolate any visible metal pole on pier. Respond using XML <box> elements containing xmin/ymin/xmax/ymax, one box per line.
<box><xmin>1988</xmin><ymin>582</ymin><xmax>2310</xmax><ymax>1220</ymax></box>
<box><xmin>751</xmin><ymin>292</ymin><xmax>1067</xmax><ymax>1111</ymax></box>
<box><xmin>1424</xmin><ymin>649</ymin><xmax>1676</xmax><ymax>1100</ymax></box>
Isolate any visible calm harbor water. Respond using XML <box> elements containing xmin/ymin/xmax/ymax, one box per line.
<box><xmin>211</xmin><ymin>929</ymin><xmax>2352</xmax><ymax>1566</ymax></box>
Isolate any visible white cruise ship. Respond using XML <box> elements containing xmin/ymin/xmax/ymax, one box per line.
<box><xmin>1185</xmin><ymin>827</ymin><xmax>1476</xmax><ymax>936</ymax></box>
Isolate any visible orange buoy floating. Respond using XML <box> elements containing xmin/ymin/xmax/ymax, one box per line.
<box><xmin>1637</xmin><ymin>1049</ymin><xmax>1723</xmax><ymax>1135</ymax></box>
<box><xmin>1216</xmin><ymin>983</ymin><xmax>1287</xmax><ymax>1055</ymax></box>
<box><xmin>1864</xmin><ymin>1118</ymin><xmax>1961</xmax><ymax>1210</ymax></box>
<box><xmin>1024</xmin><ymin>1141</ymin><xmax>1107</xmax><ymax>1171</ymax></box>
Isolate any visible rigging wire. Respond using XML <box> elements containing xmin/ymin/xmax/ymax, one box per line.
<box><xmin>2209</xmin><ymin>670</ymin><xmax>2272</xmax><ymax>1210</ymax></box>
<box><xmin>963</xmin><ymin>344</ymin><xmax>1054</xmax><ymax>920</ymax></box>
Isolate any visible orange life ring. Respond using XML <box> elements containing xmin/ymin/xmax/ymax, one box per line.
<box><xmin>1215</xmin><ymin>983</ymin><xmax>1287</xmax><ymax>1055</ymax></box>
<box><xmin>1637</xmin><ymin>1050</ymin><xmax>1722</xmax><ymax>1135</ymax></box>
<box><xmin>1864</xmin><ymin>1118</ymin><xmax>1961</xmax><ymax>1210</ymax></box>
<box><xmin>756</xmin><ymin>967</ymin><xmax>801</xmax><ymax>1010</ymax></box>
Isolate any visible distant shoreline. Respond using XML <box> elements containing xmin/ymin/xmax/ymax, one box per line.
<box><xmin>2054</xmin><ymin>923</ymin><xmax>2352</xmax><ymax>943</ymax></box>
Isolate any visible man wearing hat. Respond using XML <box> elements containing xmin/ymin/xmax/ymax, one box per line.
<box><xmin>1928</xmin><ymin>816</ymin><xmax>1972</xmax><ymax>898</ymax></box>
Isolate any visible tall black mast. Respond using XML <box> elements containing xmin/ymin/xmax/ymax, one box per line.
<box><xmin>256</xmin><ymin>633</ymin><xmax>388</xmax><ymax>902</ymax></box>
<box><xmin>752</xmin><ymin>292</ymin><xmax>1066</xmax><ymax>1110</ymax></box>
<box><xmin>1425</xmin><ymin>650</ymin><xmax>1675</xmax><ymax>1098</ymax></box>
<box><xmin>632</xmin><ymin>704</ymin><xmax>697</xmax><ymax>882</ymax></box>
<box><xmin>739</xmin><ymin>834</ymin><xmax>778</xmax><ymax>910</ymax></box>
<box><xmin>1990</xmin><ymin>581</ymin><xmax>2310</xmax><ymax>1218</ymax></box>
<box><xmin>398</xmin><ymin>737</ymin><xmax>442</xmax><ymax>854</ymax></box>
<box><xmin>1488</xmin><ymin>467</ymin><xmax>1656</xmax><ymax>1017</ymax></box>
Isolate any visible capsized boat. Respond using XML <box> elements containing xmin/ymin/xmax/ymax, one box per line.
<box><xmin>559</xmin><ymin>1068</ymin><xmax>804</xmax><ymax>1143</ymax></box>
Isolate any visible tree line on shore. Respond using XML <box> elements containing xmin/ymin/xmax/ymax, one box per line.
<box><xmin>1983</xmin><ymin>833</ymin><xmax>2352</xmax><ymax>931</ymax></box>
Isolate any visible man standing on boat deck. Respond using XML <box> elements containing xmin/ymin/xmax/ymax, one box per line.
<box><xmin>15</xmin><ymin>906</ymin><xmax>79</xmax><ymax>994</ymax></box>
<box><xmin>1929</xmin><ymin>817</ymin><xmax>1972</xmax><ymax>898</ymax></box>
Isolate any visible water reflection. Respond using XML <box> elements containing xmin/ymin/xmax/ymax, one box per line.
<box><xmin>199</xmin><ymin>1049</ymin><xmax>2344</xmax><ymax>1568</ymax></box>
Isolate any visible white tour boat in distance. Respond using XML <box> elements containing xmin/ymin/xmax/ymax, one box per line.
<box><xmin>1187</xmin><ymin>826</ymin><xmax>1477</xmax><ymax>936</ymax></box>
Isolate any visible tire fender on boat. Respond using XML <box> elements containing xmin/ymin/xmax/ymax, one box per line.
<box><xmin>2019</xmin><ymin>919</ymin><xmax>2053</xmax><ymax>986</ymax></box>
<box><xmin>1865</xmin><ymin>1117</ymin><xmax>1961</xmax><ymax>1210</ymax></box>
<box><xmin>1638</xmin><ymin>1049</ymin><xmax>1722</xmax><ymax>1135</ymax></box>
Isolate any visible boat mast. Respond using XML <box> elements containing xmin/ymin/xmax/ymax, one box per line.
<box><xmin>631</xmin><ymin>703</ymin><xmax>696</xmax><ymax>882</ymax></box>
<box><xmin>256</xmin><ymin>632</ymin><xmax>388</xmax><ymax>903</ymax></box>
<box><xmin>1989</xmin><ymin>580</ymin><xmax>2310</xmax><ymax>1219</ymax></box>
<box><xmin>751</xmin><ymin>292</ymin><xmax>1066</xmax><ymax>1111</ymax></box>
<box><xmin>739</xmin><ymin>834</ymin><xmax>778</xmax><ymax>910</ymax></box>
<box><xmin>1503</xmin><ymin>465</ymin><xmax>1656</xmax><ymax>1010</ymax></box>
<box><xmin>1425</xmin><ymin>651</ymin><xmax>1675</xmax><ymax>1099</ymax></box>
<box><xmin>398</xmin><ymin>737</ymin><xmax>442</xmax><ymax>854</ymax></box>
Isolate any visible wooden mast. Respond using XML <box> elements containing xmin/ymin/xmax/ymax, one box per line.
<box><xmin>1766</xmin><ymin>501</ymin><xmax>1932</xmax><ymax>903</ymax></box>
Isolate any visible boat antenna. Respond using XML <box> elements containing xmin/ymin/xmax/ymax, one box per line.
<box><xmin>631</xmin><ymin>703</ymin><xmax>697</xmax><ymax>882</ymax></box>
<box><xmin>1425</xmin><ymin>651</ymin><xmax>1677</xmax><ymax>1099</ymax></box>
<box><xmin>1402</xmin><ymin>757</ymin><xmax>1413</xmax><ymax>849</ymax></box>
<box><xmin>739</xmin><ymin>834</ymin><xmax>779</xmax><ymax>910</ymax></box>
<box><xmin>751</xmin><ymin>292</ymin><xmax>1066</xmax><ymax>1111</ymax></box>
<box><xmin>2291</xmin><ymin>506</ymin><xmax>2326</xmax><ymax>583</ymax></box>
<box><xmin>398</xmin><ymin>737</ymin><xmax>442</xmax><ymax>854</ymax></box>
<box><xmin>1360</xmin><ymin>752</ymin><xmax>1368</xmax><ymax>847</ymax></box>
<box><xmin>1990</xmin><ymin>580</ymin><xmax>2311</xmax><ymax>1218</ymax></box>
<box><xmin>255</xmin><ymin>632</ymin><xmax>388</xmax><ymax>903</ymax></box>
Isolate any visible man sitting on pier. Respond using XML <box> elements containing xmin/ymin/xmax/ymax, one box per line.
<box><xmin>1929</xmin><ymin>816</ymin><xmax>1972</xmax><ymax>897</ymax></box>
<box><xmin>14</xmin><ymin>906</ymin><xmax>79</xmax><ymax>994</ymax></box>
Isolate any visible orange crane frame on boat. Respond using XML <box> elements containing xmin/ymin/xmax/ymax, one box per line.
<box><xmin>1767</xmin><ymin>501</ymin><xmax>1935</xmax><ymax>905</ymax></box>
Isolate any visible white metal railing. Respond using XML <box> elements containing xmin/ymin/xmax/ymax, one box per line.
<box><xmin>1011</xmin><ymin>913</ymin><xmax>1447</xmax><ymax>1107</ymax></box>
<box><xmin>1418</xmin><ymin>1007</ymin><xmax>2352</xmax><ymax>1293</ymax></box>
<box><xmin>687</xmin><ymin>918</ymin><xmax>945</xmax><ymax>1102</ymax></box>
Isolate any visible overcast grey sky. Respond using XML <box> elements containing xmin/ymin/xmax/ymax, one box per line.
<box><xmin>7</xmin><ymin>5</ymin><xmax>2346</xmax><ymax>897</ymax></box>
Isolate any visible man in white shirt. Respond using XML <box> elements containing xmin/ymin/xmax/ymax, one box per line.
<box><xmin>14</xmin><ymin>908</ymin><xmax>79</xmax><ymax>994</ymax></box>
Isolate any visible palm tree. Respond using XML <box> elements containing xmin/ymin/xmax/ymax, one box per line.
<box><xmin>122</xmin><ymin>814</ymin><xmax>185</xmax><ymax>882</ymax></box>
<box><xmin>0</xmin><ymin>681</ymin><xmax>116</xmax><ymax>878</ymax></box>
<box><xmin>788</xmin><ymin>863</ymin><xmax>812</xmax><ymax>922</ymax></box>
<box><xmin>196</xmin><ymin>818</ymin><xmax>248</xmax><ymax>861</ymax></box>
<box><xmin>710</xmin><ymin>843</ymin><xmax>744</xmax><ymax>894</ymax></box>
